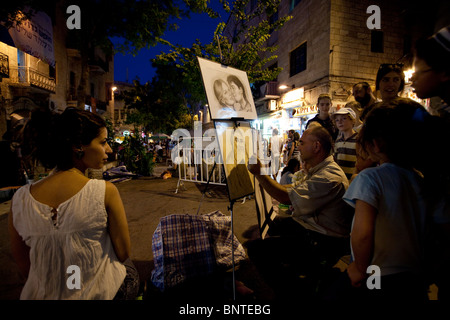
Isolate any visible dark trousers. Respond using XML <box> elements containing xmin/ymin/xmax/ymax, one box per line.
<box><xmin>246</xmin><ymin>217</ymin><xmax>350</xmax><ymax>299</ymax></box>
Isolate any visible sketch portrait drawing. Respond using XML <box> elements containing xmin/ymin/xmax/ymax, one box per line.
<box><xmin>198</xmin><ymin>57</ymin><xmax>257</xmax><ymax>120</ymax></box>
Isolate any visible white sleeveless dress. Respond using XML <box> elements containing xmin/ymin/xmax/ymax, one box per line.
<box><xmin>11</xmin><ymin>179</ymin><xmax>126</xmax><ymax>299</ymax></box>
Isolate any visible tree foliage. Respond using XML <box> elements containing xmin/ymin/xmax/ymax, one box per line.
<box><xmin>1</xmin><ymin>0</ymin><xmax>216</xmax><ymax>108</ymax></box>
<box><xmin>117</xmin><ymin>78</ymin><xmax>193</xmax><ymax>134</ymax></box>
<box><xmin>117</xmin><ymin>1</ymin><xmax>291</xmax><ymax>134</ymax></box>
<box><xmin>149</xmin><ymin>0</ymin><xmax>292</xmax><ymax>116</ymax></box>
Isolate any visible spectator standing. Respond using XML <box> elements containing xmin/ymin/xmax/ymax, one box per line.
<box><xmin>375</xmin><ymin>63</ymin><xmax>405</xmax><ymax>103</ymax></box>
<box><xmin>332</xmin><ymin>107</ymin><xmax>358</xmax><ymax>181</ymax></box>
<box><xmin>411</xmin><ymin>25</ymin><xmax>450</xmax><ymax>301</ymax></box>
<box><xmin>306</xmin><ymin>93</ymin><xmax>338</xmax><ymax>140</ymax></box>
<box><xmin>352</xmin><ymin>82</ymin><xmax>377</xmax><ymax>121</ymax></box>
<box><xmin>283</xmin><ymin>129</ymin><xmax>295</xmax><ymax>164</ymax></box>
<box><xmin>412</xmin><ymin>25</ymin><xmax>450</xmax><ymax>119</ymax></box>
<box><xmin>9</xmin><ymin>108</ymin><xmax>138</xmax><ymax>300</ymax></box>
<box><xmin>155</xmin><ymin>143</ymin><xmax>163</xmax><ymax>161</ymax></box>
<box><xmin>343</xmin><ymin>99</ymin><xmax>437</xmax><ymax>301</ymax></box>
<box><xmin>269</xmin><ymin>128</ymin><xmax>284</xmax><ymax>177</ymax></box>
<box><xmin>345</xmin><ymin>101</ymin><xmax>363</xmax><ymax>131</ymax></box>
<box><xmin>287</xmin><ymin>131</ymin><xmax>301</xmax><ymax>162</ymax></box>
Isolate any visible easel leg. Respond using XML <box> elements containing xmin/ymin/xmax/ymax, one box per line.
<box><xmin>229</xmin><ymin>201</ymin><xmax>236</xmax><ymax>301</ymax></box>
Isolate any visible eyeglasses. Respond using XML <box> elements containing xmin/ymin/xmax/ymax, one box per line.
<box><xmin>412</xmin><ymin>68</ymin><xmax>433</xmax><ymax>77</ymax></box>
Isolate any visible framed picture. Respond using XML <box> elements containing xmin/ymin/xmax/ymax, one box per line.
<box><xmin>197</xmin><ymin>57</ymin><xmax>257</xmax><ymax>120</ymax></box>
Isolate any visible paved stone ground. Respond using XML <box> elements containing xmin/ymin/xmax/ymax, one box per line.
<box><xmin>0</xmin><ymin>163</ymin><xmax>438</xmax><ymax>303</ymax></box>
<box><xmin>0</xmin><ymin>164</ymin><xmax>268</xmax><ymax>300</ymax></box>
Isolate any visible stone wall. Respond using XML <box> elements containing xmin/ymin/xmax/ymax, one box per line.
<box><xmin>329</xmin><ymin>0</ymin><xmax>410</xmax><ymax>96</ymax></box>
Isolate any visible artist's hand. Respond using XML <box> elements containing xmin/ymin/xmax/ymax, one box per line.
<box><xmin>347</xmin><ymin>262</ymin><xmax>366</xmax><ymax>288</ymax></box>
<box><xmin>247</xmin><ymin>156</ymin><xmax>261</xmax><ymax>176</ymax></box>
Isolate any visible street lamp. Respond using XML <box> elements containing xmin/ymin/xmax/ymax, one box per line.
<box><xmin>109</xmin><ymin>85</ymin><xmax>117</xmax><ymax>126</ymax></box>
<box><xmin>279</xmin><ymin>84</ymin><xmax>295</xmax><ymax>90</ymax></box>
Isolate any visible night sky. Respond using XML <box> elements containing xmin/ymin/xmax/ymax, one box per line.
<box><xmin>112</xmin><ymin>1</ymin><xmax>228</xmax><ymax>84</ymax></box>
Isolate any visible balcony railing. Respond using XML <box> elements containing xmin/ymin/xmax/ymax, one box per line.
<box><xmin>8</xmin><ymin>66</ymin><xmax>56</xmax><ymax>93</ymax></box>
<box><xmin>255</xmin><ymin>81</ymin><xmax>280</xmax><ymax>101</ymax></box>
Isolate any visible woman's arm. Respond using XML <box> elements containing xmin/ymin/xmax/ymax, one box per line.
<box><xmin>105</xmin><ymin>181</ymin><xmax>131</xmax><ymax>262</ymax></box>
<box><xmin>347</xmin><ymin>199</ymin><xmax>377</xmax><ymax>287</ymax></box>
<box><xmin>8</xmin><ymin>206</ymin><xmax>30</xmax><ymax>279</ymax></box>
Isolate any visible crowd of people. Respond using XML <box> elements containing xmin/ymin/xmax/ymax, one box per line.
<box><xmin>7</xmin><ymin>24</ymin><xmax>450</xmax><ymax>302</ymax></box>
<box><xmin>248</xmin><ymin>25</ymin><xmax>450</xmax><ymax>302</ymax></box>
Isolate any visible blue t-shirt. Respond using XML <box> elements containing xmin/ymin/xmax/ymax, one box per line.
<box><xmin>343</xmin><ymin>163</ymin><xmax>427</xmax><ymax>276</ymax></box>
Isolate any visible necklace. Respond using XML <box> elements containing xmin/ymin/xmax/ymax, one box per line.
<box><xmin>65</xmin><ymin>167</ymin><xmax>87</xmax><ymax>177</ymax></box>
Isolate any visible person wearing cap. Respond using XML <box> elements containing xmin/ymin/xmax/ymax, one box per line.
<box><xmin>412</xmin><ymin>25</ymin><xmax>450</xmax><ymax>119</ymax></box>
<box><xmin>332</xmin><ymin>106</ymin><xmax>358</xmax><ymax>181</ymax></box>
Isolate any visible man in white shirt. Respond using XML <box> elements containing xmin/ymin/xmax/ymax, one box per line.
<box><xmin>247</xmin><ymin>126</ymin><xmax>353</xmax><ymax>297</ymax></box>
<box><xmin>269</xmin><ymin>128</ymin><xmax>284</xmax><ymax>177</ymax></box>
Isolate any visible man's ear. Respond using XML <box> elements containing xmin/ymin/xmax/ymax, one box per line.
<box><xmin>313</xmin><ymin>140</ymin><xmax>322</xmax><ymax>153</ymax></box>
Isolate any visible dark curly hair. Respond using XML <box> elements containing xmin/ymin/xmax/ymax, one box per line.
<box><xmin>22</xmin><ymin>108</ymin><xmax>106</xmax><ymax>170</ymax></box>
<box><xmin>358</xmin><ymin>97</ymin><xmax>450</xmax><ymax>199</ymax></box>
<box><xmin>375</xmin><ymin>63</ymin><xmax>405</xmax><ymax>92</ymax></box>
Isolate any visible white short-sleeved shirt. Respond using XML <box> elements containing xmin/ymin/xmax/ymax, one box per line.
<box><xmin>343</xmin><ymin>163</ymin><xmax>427</xmax><ymax>276</ymax></box>
<box><xmin>287</xmin><ymin>156</ymin><xmax>353</xmax><ymax>238</ymax></box>
<box><xmin>12</xmin><ymin>179</ymin><xmax>126</xmax><ymax>299</ymax></box>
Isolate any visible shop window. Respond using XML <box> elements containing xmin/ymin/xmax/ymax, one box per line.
<box><xmin>290</xmin><ymin>42</ymin><xmax>307</xmax><ymax>77</ymax></box>
<box><xmin>371</xmin><ymin>30</ymin><xmax>384</xmax><ymax>53</ymax></box>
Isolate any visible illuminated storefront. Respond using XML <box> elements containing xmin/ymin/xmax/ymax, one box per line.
<box><xmin>254</xmin><ymin>86</ymin><xmax>319</xmax><ymax>143</ymax></box>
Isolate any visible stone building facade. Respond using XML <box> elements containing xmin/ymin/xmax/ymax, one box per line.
<box><xmin>0</xmin><ymin>3</ymin><xmax>114</xmax><ymax>185</ymax></box>
<box><xmin>224</xmin><ymin>0</ymin><xmax>450</xmax><ymax>138</ymax></box>
<box><xmin>0</xmin><ymin>3</ymin><xmax>115</xmax><ymax>139</ymax></box>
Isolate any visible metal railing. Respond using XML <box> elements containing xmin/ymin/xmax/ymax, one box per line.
<box><xmin>8</xmin><ymin>66</ymin><xmax>56</xmax><ymax>93</ymax></box>
<box><xmin>173</xmin><ymin>137</ymin><xmax>226</xmax><ymax>193</ymax></box>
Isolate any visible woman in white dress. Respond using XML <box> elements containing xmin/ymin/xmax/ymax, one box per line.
<box><xmin>9</xmin><ymin>108</ymin><xmax>138</xmax><ymax>300</ymax></box>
